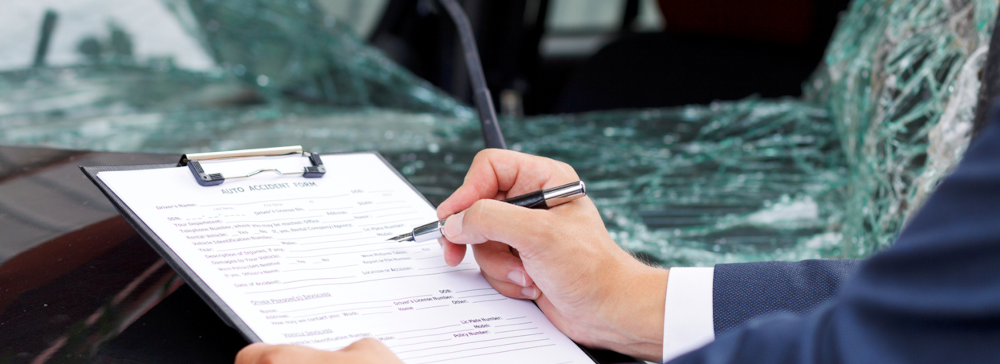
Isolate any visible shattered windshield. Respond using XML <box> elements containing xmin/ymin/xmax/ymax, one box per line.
<box><xmin>0</xmin><ymin>0</ymin><xmax>995</xmax><ymax>266</ymax></box>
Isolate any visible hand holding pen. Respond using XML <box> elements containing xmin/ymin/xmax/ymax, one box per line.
<box><xmin>431</xmin><ymin>150</ymin><xmax>669</xmax><ymax>362</ymax></box>
<box><xmin>388</xmin><ymin>181</ymin><xmax>587</xmax><ymax>243</ymax></box>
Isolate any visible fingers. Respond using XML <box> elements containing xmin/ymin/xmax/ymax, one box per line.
<box><xmin>483</xmin><ymin>272</ymin><xmax>540</xmax><ymax>300</ymax></box>
<box><xmin>471</xmin><ymin>242</ymin><xmax>539</xmax><ymax>299</ymax></box>
<box><xmin>235</xmin><ymin>343</ymin><xmax>332</xmax><ymax>364</ymax></box>
<box><xmin>235</xmin><ymin>339</ymin><xmax>402</xmax><ymax>364</ymax></box>
<box><xmin>436</xmin><ymin>150</ymin><xmax>579</xmax><ymax>219</ymax></box>
<box><xmin>441</xmin><ymin>199</ymin><xmax>552</xmax><ymax>257</ymax></box>
<box><xmin>342</xmin><ymin>337</ymin><xmax>390</xmax><ymax>354</ymax></box>
<box><xmin>435</xmin><ymin>150</ymin><xmax>580</xmax><ymax>267</ymax></box>
<box><xmin>341</xmin><ymin>338</ymin><xmax>404</xmax><ymax>363</ymax></box>
<box><xmin>234</xmin><ymin>343</ymin><xmax>268</xmax><ymax>364</ymax></box>
<box><xmin>441</xmin><ymin>238</ymin><xmax>467</xmax><ymax>267</ymax></box>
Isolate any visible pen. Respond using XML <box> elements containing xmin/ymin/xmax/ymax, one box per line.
<box><xmin>387</xmin><ymin>181</ymin><xmax>587</xmax><ymax>243</ymax></box>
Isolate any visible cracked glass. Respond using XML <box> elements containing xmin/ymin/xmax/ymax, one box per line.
<box><xmin>0</xmin><ymin>0</ymin><xmax>996</xmax><ymax>267</ymax></box>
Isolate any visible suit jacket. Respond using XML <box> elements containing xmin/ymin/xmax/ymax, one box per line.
<box><xmin>670</xmin><ymin>102</ymin><xmax>1000</xmax><ymax>363</ymax></box>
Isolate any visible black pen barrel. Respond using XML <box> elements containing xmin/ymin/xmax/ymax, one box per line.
<box><xmin>501</xmin><ymin>190</ymin><xmax>548</xmax><ymax>209</ymax></box>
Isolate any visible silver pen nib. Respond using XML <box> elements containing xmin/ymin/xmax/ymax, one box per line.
<box><xmin>389</xmin><ymin>220</ymin><xmax>445</xmax><ymax>243</ymax></box>
<box><xmin>387</xmin><ymin>232</ymin><xmax>415</xmax><ymax>243</ymax></box>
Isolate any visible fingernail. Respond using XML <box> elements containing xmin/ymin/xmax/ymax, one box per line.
<box><xmin>507</xmin><ymin>270</ymin><xmax>528</xmax><ymax>287</ymax></box>
<box><xmin>437</xmin><ymin>238</ymin><xmax>444</xmax><ymax>249</ymax></box>
<box><xmin>521</xmin><ymin>286</ymin><xmax>539</xmax><ymax>299</ymax></box>
<box><xmin>443</xmin><ymin>211</ymin><xmax>465</xmax><ymax>239</ymax></box>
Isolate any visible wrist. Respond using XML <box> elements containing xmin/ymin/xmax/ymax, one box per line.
<box><xmin>591</xmin><ymin>262</ymin><xmax>669</xmax><ymax>361</ymax></box>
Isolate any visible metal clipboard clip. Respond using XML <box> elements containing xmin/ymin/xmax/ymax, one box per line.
<box><xmin>177</xmin><ymin>146</ymin><xmax>326</xmax><ymax>186</ymax></box>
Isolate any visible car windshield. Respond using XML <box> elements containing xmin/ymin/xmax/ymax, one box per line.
<box><xmin>0</xmin><ymin>0</ymin><xmax>995</xmax><ymax>266</ymax></box>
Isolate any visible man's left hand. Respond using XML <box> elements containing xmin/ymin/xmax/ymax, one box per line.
<box><xmin>234</xmin><ymin>338</ymin><xmax>402</xmax><ymax>364</ymax></box>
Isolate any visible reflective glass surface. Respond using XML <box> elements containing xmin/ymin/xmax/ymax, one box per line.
<box><xmin>0</xmin><ymin>147</ymin><xmax>180</xmax><ymax>362</ymax></box>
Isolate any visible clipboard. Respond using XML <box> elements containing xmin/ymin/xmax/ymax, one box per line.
<box><xmin>80</xmin><ymin>146</ymin><xmax>432</xmax><ymax>342</ymax></box>
<box><xmin>80</xmin><ymin>146</ymin><xmax>601</xmax><ymax>364</ymax></box>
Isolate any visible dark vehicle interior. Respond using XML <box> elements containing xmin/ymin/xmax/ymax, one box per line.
<box><xmin>369</xmin><ymin>0</ymin><xmax>849</xmax><ymax>115</ymax></box>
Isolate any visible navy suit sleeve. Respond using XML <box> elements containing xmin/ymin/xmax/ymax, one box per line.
<box><xmin>667</xmin><ymin>102</ymin><xmax>1000</xmax><ymax>364</ymax></box>
<box><xmin>713</xmin><ymin>260</ymin><xmax>862</xmax><ymax>335</ymax></box>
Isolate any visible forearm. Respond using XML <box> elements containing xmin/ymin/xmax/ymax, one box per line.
<box><xmin>659</xmin><ymin>259</ymin><xmax>861</xmax><ymax>362</ymax></box>
<box><xmin>713</xmin><ymin>259</ymin><xmax>862</xmax><ymax>334</ymax></box>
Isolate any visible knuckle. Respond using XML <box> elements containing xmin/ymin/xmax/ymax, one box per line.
<box><xmin>557</xmin><ymin>161</ymin><xmax>579</xmax><ymax>179</ymax></box>
<box><xmin>466</xmin><ymin>152</ymin><xmax>491</xmax><ymax>181</ymax></box>
<box><xmin>473</xmin><ymin>149</ymin><xmax>500</xmax><ymax>163</ymax></box>
<box><xmin>473</xmin><ymin>149</ymin><xmax>491</xmax><ymax>161</ymax></box>
<box><xmin>540</xmin><ymin>156</ymin><xmax>578</xmax><ymax>180</ymax></box>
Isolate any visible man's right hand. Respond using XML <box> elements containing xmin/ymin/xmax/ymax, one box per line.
<box><xmin>436</xmin><ymin>150</ymin><xmax>669</xmax><ymax>362</ymax></box>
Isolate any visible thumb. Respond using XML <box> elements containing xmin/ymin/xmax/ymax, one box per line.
<box><xmin>442</xmin><ymin>199</ymin><xmax>551</xmax><ymax>257</ymax></box>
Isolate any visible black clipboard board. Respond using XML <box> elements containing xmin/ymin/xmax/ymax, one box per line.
<box><xmin>80</xmin><ymin>148</ymin><xmax>432</xmax><ymax>343</ymax></box>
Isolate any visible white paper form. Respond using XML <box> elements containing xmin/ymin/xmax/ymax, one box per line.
<box><xmin>97</xmin><ymin>153</ymin><xmax>593</xmax><ymax>364</ymax></box>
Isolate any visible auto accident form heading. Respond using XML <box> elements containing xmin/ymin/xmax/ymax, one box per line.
<box><xmin>97</xmin><ymin>153</ymin><xmax>593</xmax><ymax>364</ymax></box>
